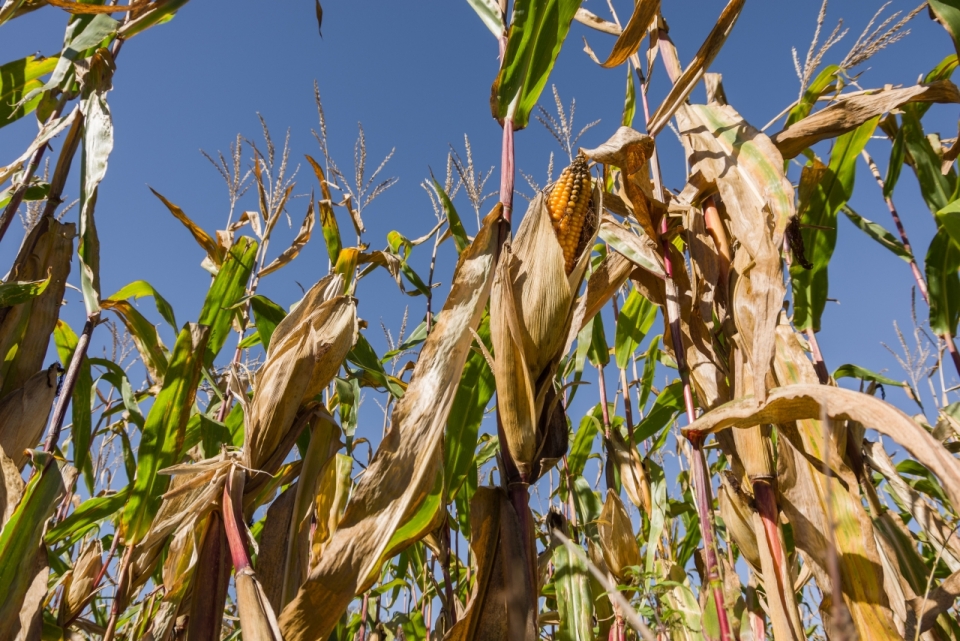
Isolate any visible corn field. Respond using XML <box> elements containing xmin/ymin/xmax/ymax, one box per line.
<box><xmin>2</xmin><ymin>0</ymin><xmax>960</xmax><ymax>639</ymax></box>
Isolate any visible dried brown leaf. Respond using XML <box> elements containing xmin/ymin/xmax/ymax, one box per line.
<box><xmin>0</xmin><ymin>365</ymin><xmax>58</xmax><ymax>470</ymax></box>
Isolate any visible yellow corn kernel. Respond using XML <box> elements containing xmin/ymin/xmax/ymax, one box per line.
<box><xmin>547</xmin><ymin>151</ymin><xmax>592</xmax><ymax>274</ymax></box>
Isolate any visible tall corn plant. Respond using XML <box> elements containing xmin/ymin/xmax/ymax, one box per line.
<box><xmin>2</xmin><ymin>1</ymin><xmax>960</xmax><ymax>640</ymax></box>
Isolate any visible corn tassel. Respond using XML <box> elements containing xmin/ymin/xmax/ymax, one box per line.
<box><xmin>547</xmin><ymin>151</ymin><xmax>593</xmax><ymax>274</ymax></box>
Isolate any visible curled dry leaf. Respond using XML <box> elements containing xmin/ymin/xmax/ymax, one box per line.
<box><xmin>594</xmin><ymin>0</ymin><xmax>660</xmax><ymax>69</ymax></box>
<box><xmin>0</xmin><ymin>364</ymin><xmax>59</xmax><ymax>470</ymax></box>
<box><xmin>0</xmin><ymin>445</ymin><xmax>23</xmax><ymax>527</ymax></box>
<box><xmin>492</xmin><ymin>191</ymin><xmax>596</xmax><ymax>480</ymax></box>
<box><xmin>280</xmin><ymin>206</ymin><xmax>503</xmax><ymax>641</ymax></box>
<box><xmin>244</xmin><ymin>274</ymin><xmax>357</xmax><ymax>475</ymax></box>
<box><xmin>677</xmin><ymin>103</ymin><xmax>794</xmax><ymax>402</ymax></box>
<box><xmin>0</xmin><ymin>217</ymin><xmax>74</xmax><ymax>396</ymax></box>
<box><xmin>717</xmin><ymin>472</ymin><xmax>760</xmax><ymax>571</ymax></box>
<box><xmin>583</xmin><ymin>127</ymin><xmax>657</xmax><ymax>240</ymax></box>
<box><xmin>259</xmin><ymin>198</ymin><xmax>316</xmax><ymax>277</ymax></box>
<box><xmin>683</xmin><ymin>383</ymin><xmax>960</xmax><ymax>513</ymax></box>
<box><xmin>606</xmin><ymin>430</ymin><xmax>651</xmax><ymax>515</ymax></box>
<box><xmin>597</xmin><ymin>489</ymin><xmax>641</xmax><ymax>585</ymax></box>
<box><xmin>646</xmin><ymin>0</ymin><xmax>745</xmax><ymax>137</ymax></box>
<box><xmin>772</xmin><ymin>80</ymin><xmax>960</xmax><ymax>159</ymax></box>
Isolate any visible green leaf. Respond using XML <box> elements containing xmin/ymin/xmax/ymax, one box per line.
<box><xmin>101</xmin><ymin>299</ymin><xmax>169</xmax><ymax>383</ymax></box>
<box><xmin>198</xmin><ymin>236</ymin><xmax>257</xmax><ymax>364</ymax></box>
<box><xmin>347</xmin><ymin>334</ymin><xmax>405</xmax><ymax>398</ymax></box>
<box><xmin>118</xmin><ymin>0</ymin><xmax>191</xmax><ymax>38</ymax></box>
<box><xmin>790</xmin><ymin>117</ymin><xmax>877</xmax><ymax>331</ymax></box>
<box><xmin>0</xmin><ymin>182</ymin><xmax>49</xmax><ymax>209</ymax></box>
<box><xmin>571</xmin><ymin>475</ymin><xmax>601</xmax><ymax>540</ymax></box>
<box><xmin>53</xmin><ymin>321</ymin><xmax>94</xmax><ymax>492</ymax></box>
<box><xmin>622</xmin><ymin>64</ymin><xmax>636</xmax><ymax>128</ymax></box>
<box><xmin>929</xmin><ymin>1</ymin><xmax>960</xmax><ymax>60</ymax></box>
<box><xmin>306</xmin><ymin>154</ymin><xmax>342</xmax><ymax>265</ymax></box>
<box><xmin>121</xmin><ymin>323</ymin><xmax>209</xmax><ymax>545</ymax></box>
<box><xmin>0</xmin><ymin>54</ymin><xmax>58</xmax><ymax>128</ymax></box>
<box><xmin>785</xmin><ymin>64</ymin><xmax>839</xmax><ymax>128</ymax></box>
<box><xmin>553</xmin><ymin>537</ymin><xmax>595</xmax><ymax>641</ymax></box>
<box><xmin>937</xmin><ymin>199</ymin><xmax>960</xmax><ymax>252</ymax></box>
<box><xmin>432</xmin><ymin>178</ymin><xmax>469</xmax><ymax>254</ymax></box>
<box><xmin>250</xmin><ymin>294</ymin><xmax>287</xmax><ymax>351</ymax></box>
<box><xmin>42</xmin><ymin>14</ymin><xmax>118</xmax><ymax>94</ymax></box>
<box><xmin>493</xmin><ymin>0</ymin><xmax>583</xmax><ymax>128</ymax></box>
<box><xmin>0</xmin><ymin>275</ymin><xmax>50</xmax><ymax>307</ymax></box>
<box><xmin>925</xmin><ymin>226</ymin><xmax>960</xmax><ymax>337</ymax></box>
<box><xmin>614</xmin><ymin>287</ymin><xmax>655</xmax><ymax>369</ymax></box>
<box><xmin>832</xmin><ymin>364</ymin><xmax>904</xmax><ymax>388</ymax></box>
<box><xmin>634</xmin><ymin>381</ymin><xmax>683</xmax><ymax>443</ymax></box>
<box><xmin>637</xmin><ymin>334</ymin><xmax>660</xmax><ymax>410</ymax></box>
<box><xmin>840</xmin><ymin>205</ymin><xmax>911</xmax><ymax>263</ymax></box>
<box><xmin>78</xmin><ymin>59</ymin><xmax>115</xmax><ymax>316</ymax></box>
<box><xmin>108</xmin><ymin>279</ymin><xmax>177</xmax><ymax>332</ymax></box>
<box><xmin>45</xmin><ymin>486</ymin><xmax>129</xmax><ymax>547</ymax></box>
<box><xmin>586</xmin><ymin>310</ymin><xmax>609</xmax><ymax>367</ymax></box>
<box><xmin>568</xmin><ymin>411</ymin><xmax>601</xmax><ymax>478</ymax></box>
<box><xmin>902</xmin><ymin>109</ymin><xmax>954</xmax><ymax>215</ymax></box>
<box><xmin>0</xmin><ymin>453</ymin><xmax>63</xmax><ymax>630</ymax></box>
<box><xmin>89</xmin><ymin>357</ymin><xmax>144</xmax><ymax>429</ymax></box>
<box><xmin>466</xmin><ymin>0</ymin><xmax>504</xmax><ymax>37</ymax></box>
<box><xmin>883</xmin><ymin>127</ymin><xmax>905</xmax><ymax>199</ymax></box>
<box><xmin>444</xmin><ymin>315</ymin><xmax>495</xmax><ymax>498</ymax></box>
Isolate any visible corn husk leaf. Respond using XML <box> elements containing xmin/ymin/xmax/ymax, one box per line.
<box><xmin>583</xmin><ymin>127</ymin><xmax>657</xmax><ymax>240</ymax></box>
<box><xmin>0</xmin><ymin>217</ymin><xmax>74</xmax><ymax>396</ymax></box>
<box><xmin>772</xmin><ymin>80</ymin><xmax>960</xmax><ymax>159</ymax></box>
<box><xmin>605</xmin><ymin>430</ymin><xmax>651</xmax><ymax>515</ymax></box>
<box><xmin>492</xmin><ymin>192</ymin><xmax>595</xmax><ymax>479</ymax></box>
<box><xmin>0</xmin><ymin>365</ymin><xmax>58</xmax><ymax>470</ymax></box>
<box><xmin>646</xmin><ymin>0</ymin><xmax>745</xmax><ymax>136</ymax></box>
<box><xmin>186</xmin><ymin>510</ymin><xmax>231</xmax><ymax>641</ymax></box>
<box><xmin>677</xmin><ymin>103</ymin><xmax>794</xmax><ymax>402</ymax></box>
<box><xmin>279</xmin><ymin>207</ymin><xmax>503</xmax><ymax>641</ymax></box>
<box><xmin>57</xmin><ymin>540</ymin><xmax>102</xmax><ymax>626</ymax></box>
<box><xmin>565</xmin><ymin>251</ymin><xmax>634</xmax><ymax>355</ymax></box>
<box><xmin>310</xmin><ymin>452</ymin><xmax>352</xmax><ymax>570</ymax></box>
<box><xmin>596</xmin><ymin>490</ymin><xmax>640</xmax><ymax>585</ymax></box>
<box><xmin>443</xmin><ymin>486</ymin><xmax>536</xmax><ymax>641</ymax></box>
<box><xmin>257</xmin><ymin>484</ymin><xmax>297</xmax><ymax>613</ymax></box>
<box><xmin>243</xmin><ymin>274</ymin><xmax>356</xmax><ymax>474</ymax></box>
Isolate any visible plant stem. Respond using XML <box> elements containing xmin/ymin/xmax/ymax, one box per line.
<box><xmin>638</xmin><ymin>26</ymin><xmax>732</xmax><ymax>641</ymax></box>
<box><xmin>500</xmin><ymin>117</ymin><xmax>515</xmax><ymax>224</ymax></box>
<box><xmin>43</xmin><ymin>314</ymin><xmax>98</xmax><ymax>455</ymax></box>
<box><xmin>358</xmin><ymin>592</ymin><xmax>370</xmax><ymax>641</ymax></box>
<box><xmin>101</xmin><ymin>543</ymin><xmax>134</xmax><ymax>641</ymax></box>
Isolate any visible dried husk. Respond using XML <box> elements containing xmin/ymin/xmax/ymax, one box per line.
<box><xmin>0</xmin><ymin>444</ymin><xmax>23</xmax><ymax>527</ymax></box>
<box><xmin>185</xmin><ymin>510</ymin><xmax>231</xmax><ymax>641</ymax></box>
<box><xmin>309</xmin><ymin>452</ymin><xmax>352</xmax><ymax>571</ymax></box>
<box><xmin>717</xmin><ymin>472</ymin><xmax>760</xmax><ymax>570</ymax></box>
<box><xmin>605</xmin><ymin>430</ymin><xmax>651</xmax><ymax>515</ymax></box>
<box><xmin>0</xmin><ymin>217</ymin><xmax>74</xmax><ymax>396</ymax></box>
<box><xmin>676</xmin><ymin>103</ymin><xmax>794</xmax><ymax>403</ymax></box>
<box><xmin>443</xmin><ymin>487</ymin><xmax>535</xmax><ymax>641</ymax></box>
<box><xmin>597</xmin><ymin>490</ymin><xmax>640</xmax><ymax>586</ymax></box>
<box><xmin>279</xmin><ymin>208</ymin><xmax>503</xmax><ymax>641</ymax></box>
<box><xmin>0</xmin><ymin>364</ymin><xmax>59</xmax><ymax>470</ymax></box>
<box><xmin>583</xmin><ymin>127</ymin><xmax>657</xmax><ymax>240</ymax></box>
<box><xmin>257</xmin><ymin>484</ymin><xmax>297</xmax><ymax>614</ymax></box>
<box><xmin>492</xmin><ymin>192</ymin><xmax>596</xmax><ymax>480</ymax></box>
<box><xmin>58</xmin><ymin>540</ymin><xmax>103</xmax><ymax>625</ymax></box>
<box><xmin>244</xmin><ymin>274</ymin><xmax>357</xmax><ymax>474</ymax></box>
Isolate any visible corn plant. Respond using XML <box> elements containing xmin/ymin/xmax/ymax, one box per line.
<box><xmin>1</xmin><ymin>1</ymin><xmax>960</xmax><ymax>640</ymax></box>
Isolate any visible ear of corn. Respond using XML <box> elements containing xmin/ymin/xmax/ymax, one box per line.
<box><xmin>547</xmin><ymin>151</ymin><xmax>594</xmax><ymax>274</ymax></box>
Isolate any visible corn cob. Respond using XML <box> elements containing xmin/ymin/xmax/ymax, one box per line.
<box><xmin>547</xmin><ymin>151</ymin><xmax>593</xmax><ymax>274</ymax></box>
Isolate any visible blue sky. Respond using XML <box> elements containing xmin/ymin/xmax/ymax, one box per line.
<box><xmin>2</xmin><ymin>1</ymin><xmax>956</xmax><ymax>480</ymax></box>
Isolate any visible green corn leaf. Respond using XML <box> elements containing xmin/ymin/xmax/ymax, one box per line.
<box><xmin>614</xmin><ymin>287</ymin><xmax>655</xmax><ymax>369</ymax></box>
<box><xmin>901</xmin><ymin>109</ymin><xmax>954</xmax><ymax>215</ymax></box>
<box><xmin>249</xmin><ymin>294</ymin><xmax>287</xmax><ymax>351</ymax></box>
<box><xmin>118</xmin><ymin>0</ymin><xmax>191</xmax><ymax>39</ymax></box>
<box><xmin>493</xmin><ymin>0</ymin><xmax>583</xmax><ymax>129</ymax></box>
<box><xmin>634</xmin><ymin>381</ymin><xmax>683</xmax><ymax>443</ymax></box>
<box><xmin>929</xmin><ymin>2</ymin><xmax>960</xmax><ymax>61</ymax></box>
<box><xmin>466</xmin><ymin>0</ymin><xmax>504</xmax><ymax>37</ymax></box>
<box><xmin>432</xmin><ymin>178</ymin><xmax>469</xmax><ymax>255</ymax></box>
<box><xmin>586</xmin><ymin>310</ymin><xmax>609</xmax><ymax>367</ymax></box>
<box><xmin>45</xmin><ymin>486</ymin><xmax>129</xmax><ymax>547</ymax></box>
<box><xmin>925</xmin><ymin>226</ymin><xmax>960</xmax><ymax>337</ymax></box>
<box><xmin>883</xmin><ymin>127</ymin><xmax>904</xmax><ymax>199</ymax></box>
<box><xmin>88</xmin><ymin>357</ymin><xmax>144</xmax><ymax>429</ymax></box>
<box><xmin>552</xmin><ymin>536</ymin><xmax>595</xmax><ymax>641</ymax></box>
<box><xmin>832</xmin><ymin>364</ymin><xmax>904</xmax><ymax>388</ymax></box>
<box><xmin>306</xmin><ymin>154</ymin><xmax>342</xmax><ymax>265</ymax></box>
<box><xmin>785</xmin><ymin>64</ymin><xmax>839</xmax><ymax>128</ymax></box>
<box><xmin>637</xmin><ymin>334</ymin><xmax>660</xmax><ymax>410</ymax></box>
<box><xmin>444</xmin><ymin>315</ymin><xmax>495</xmax><ymax>498</ymax></box>
<box><xmin>101</xmin><ymin>299</ymin><xmax>169</xmax><ymax>383</ymax></box>
<box><xmin>347</xmin><ymin>334</ymin><xmax>405</xmax><ymax>398</ymax></box>
<box><xmin>198</xmin><ymin>236</ymin><xmax>257</xmax><ymax>364</ymax></box>
<box><xmin>53</xmin><ymin>321</ymin><xmax>95</xmax><ymax>493</ymax></box>
<box><xmin>0</xmin><ymin>54</ymin><xmax>58</xmax><ymax>128</ymax></box>
<box><xmin>840</xmin><ymin>205</ymin><xmax>911</xmax><ymax>263</ymax></box>
<box><xmin>0</xmin><ymin>452</ymin><xmax>64</xmax><ymax>632</ymax></box>
<box><xmin>121</xmin><ymin>323</ymin><xmax>209</xmax><ymax>545</ymax></box>
<box><xmin>568</xmin><ymin>411</ymin><xmax>601</xmax><ymax>479</ymax></box>
<box><xmin>108</xmin><ymin>279</ymin><xmax>177</xmax><ymax>332</ymax></box>
<box><xmin>622</xmin><ymin>64</ymin><xmax>636</xmax><ymax>128</ymax></box>
<box><xmin>790</xmin><ymin>117</ymin><xmax>877</xmax><ymax>331</ymax></box>
<box><xmin>0</xmin><ymin>275</ymin><xmax>50</xmax><ymax>307</ymax></box>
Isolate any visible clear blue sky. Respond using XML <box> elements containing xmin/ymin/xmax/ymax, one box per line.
<box><xmin>2</xmin><ymin>0</ymin><xmax>955</xmax><ymax>463</ymax></box>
